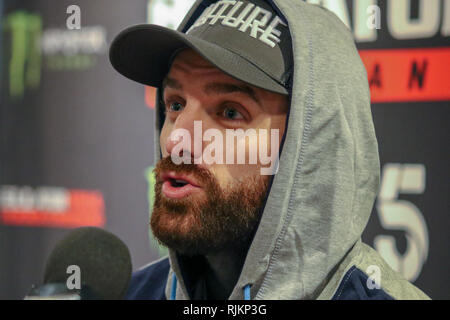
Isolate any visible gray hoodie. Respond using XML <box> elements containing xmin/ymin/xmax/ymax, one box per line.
<box><xmin>147</xmin><ymin>0</ymin><xmax>431</xmax><ymax>300</ymax></box>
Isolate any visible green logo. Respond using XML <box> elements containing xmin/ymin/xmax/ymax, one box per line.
<box><xmin>4</xmin><ymin>11</ymin><xmax>42</xmax><ymax>99</ymax></box>
<box><xmin>145</xmin><ymin>166</ymin><xmax>168</xmax><ymax>257</ymax></box>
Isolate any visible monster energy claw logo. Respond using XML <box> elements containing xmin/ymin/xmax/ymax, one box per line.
<box><xmin>5</xmin><ymin>11</ymin><xmax>42</xmax><ymax>99</ymax></box>
<box><xmin>5</xmin><ymin>9</ymin><xmax>107</xmax><ymax>100</ymax></box>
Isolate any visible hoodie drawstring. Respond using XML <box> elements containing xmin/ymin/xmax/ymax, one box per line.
<box><xmin>171</xmin><ymin>272</ymin><xmax>177</xmax><ymax>300</ymax></box>
<box><xmin>244</xmin><ymin>284</ymin><xmax>251</xmax><ymax>300</ymax></box>
<box><xmin>170</xmin><ymin>273</ymin><xmax>252</xmax><ymax>300</ymax></box>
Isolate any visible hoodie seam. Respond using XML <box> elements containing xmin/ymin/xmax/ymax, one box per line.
<box><xmin>333</xmin><ymin>266</ymin><xmax>357</xmax><ymax>300</ymax></box>
<box><xmin>256</xmin><ymin>5</ymin><xmax>315</xmax><ymax>299</ymax></box>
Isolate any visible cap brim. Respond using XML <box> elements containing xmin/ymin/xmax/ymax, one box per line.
<box><xmin>109</xmin><ymin>24</ymin><xmax>288</xmax><ymax>95</ymax></box>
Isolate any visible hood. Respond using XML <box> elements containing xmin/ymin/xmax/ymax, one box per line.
<box><xmin>152</xmin><ymin>0</ymin><xmax>380</xmax><ymax>300</ymax></box>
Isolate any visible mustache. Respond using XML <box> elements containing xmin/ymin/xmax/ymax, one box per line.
<box><xmin>154</xmin><ymin>156</ymin><xmax>216</xmax><ymax>187</ymax></box>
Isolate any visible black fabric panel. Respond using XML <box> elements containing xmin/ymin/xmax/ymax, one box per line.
<box><xmin>125</xmin><ymin>258</ymin><xmax>170</xmax><ymax>300</ymax></box>
<box><xmin>332</xmin><ymin>266</ymin><xmax>395</xmax><ymax>300</ymax></box>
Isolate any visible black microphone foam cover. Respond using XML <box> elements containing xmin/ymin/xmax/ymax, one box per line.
<box><xmin>44</xmin><ymin>227</ymin><xmax>132</xmax><ymax>300</ymax></box>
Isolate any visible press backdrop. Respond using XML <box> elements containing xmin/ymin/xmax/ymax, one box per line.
<box><xmin>1</xmin><ymin>0</ymin><xmax>449</xmax><ymax>299</ymax></box>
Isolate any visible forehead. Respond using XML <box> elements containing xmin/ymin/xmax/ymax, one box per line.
<box><xmin>163</xmin><ymin>48</ymin><xmax>289</xmax><ymax>113</ymax></box>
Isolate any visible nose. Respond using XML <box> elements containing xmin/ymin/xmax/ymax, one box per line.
<box><xmin>164</xmin><ymin>104</ymin><xmax>204</xmax><ymax>164</ymax></box>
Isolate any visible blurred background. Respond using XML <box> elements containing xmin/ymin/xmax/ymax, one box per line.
<box><xmin>0</xmin><ymin>0</ymin><xmax>449</xmax><ymax>299</ymax></box>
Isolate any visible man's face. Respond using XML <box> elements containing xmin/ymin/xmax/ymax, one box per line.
<box><xmin>151</xmin><ymin>49</ymin><xmax>288</xmax><ymax>255</ymax></box>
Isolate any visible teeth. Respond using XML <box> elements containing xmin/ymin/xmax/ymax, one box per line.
<box><xmin>175</xmin><ymin>179</ymin><xmax>187</xmax><ymax>184</ymax></box>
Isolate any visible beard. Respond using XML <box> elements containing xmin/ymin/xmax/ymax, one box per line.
<box><xmin>150</xmin><ymin>157</ymin><xmax>270</xmax><ymax>256</ymax></box>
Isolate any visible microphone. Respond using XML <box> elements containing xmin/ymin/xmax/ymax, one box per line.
<box><xmin>25</xmin><ymin>227</ymin><xmax>132</xmax><ymax>300</ymax></box>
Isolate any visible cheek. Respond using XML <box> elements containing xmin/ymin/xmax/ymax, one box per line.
<box><xmin>209</xmin><ymin>165</ymin><xmax>247</xmax><ymax>189</ymax></box>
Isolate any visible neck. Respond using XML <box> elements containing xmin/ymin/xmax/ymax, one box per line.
<box><xmin>204</xmin><ymin>246</ymin><xmax>247</xmax><ymax>300</ymax></box>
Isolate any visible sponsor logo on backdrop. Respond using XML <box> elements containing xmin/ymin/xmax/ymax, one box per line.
<box><xmin>361</xmin><ymin>47</ymin><xmax>450</xmax><ymax>102</ymax></box>
<box><xmin>375</xmin><ymin>163</ymin><xmax>429</xmax><ymax>282</ymax></box>
<box><xmin>41</xmin><ymin>26</ymin><xmax>107</xmax><ymax>71</ymax></box>
<box><xmin>310</xmin><ymin>0</ymin><xmax>450</xmax><ymax>102</ymax></box>
<box><xmin>0</xmin><ymin>185</ymin><xmax>105</xmax><ymax>228</ymax></box>
<box><xmin>306</xmin><ymin>0</ymin><xmax>450</xmax><ymax>42</ymax></box>
<box><xmin>4</xmin><ymin>11</ymin><xmax>42</xmax><ymax>99</ymax></box>
<box><xmin>4</xmin><ymin>10</ymin><xmax>107</xmax><ymax>99</ymax></box>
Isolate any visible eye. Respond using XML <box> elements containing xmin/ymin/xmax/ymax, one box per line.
<box><xmin>222</xmin><ymin>106</ymin><xmax>244</xmax><ymax>120</ymax></box>
<box><xmin>165</xmin><ymin>100</ymin><xmax>184</xmax><ymax>113</ymax></box>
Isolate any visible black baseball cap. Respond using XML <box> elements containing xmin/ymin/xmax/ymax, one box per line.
<box><xmin>110</xmin><ymin>0</ymin><xmax>293</xmax><ymax>95</ymax></box>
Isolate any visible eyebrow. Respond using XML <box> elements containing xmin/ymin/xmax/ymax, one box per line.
<box><xmin>162</xmin><ymin>76</ymin><xmax>182</xmax><ymax>90</ymax></box>
<box><xmin>162</xmin><ymin>76</ymin><xmax>260</xmax><ymax>104</ymax></box>
<box><xmin>204</xmin><ymin>83</ymin><xmax>260</xmax><ymax>104</ymax></box>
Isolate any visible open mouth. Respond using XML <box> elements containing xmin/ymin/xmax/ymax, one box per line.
<box><xmin>161</xmin><ymin>173</ymin><xmax>201</xmax><ymax>199</ymax></box>
<box><xmin>169</xmin><ymin>178</ymin><xmax>189</xmax><ymax>188</ymax></box>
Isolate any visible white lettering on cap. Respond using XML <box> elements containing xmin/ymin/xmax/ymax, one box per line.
<box><xmin>186</xmin><ymin>0</ymin><xmax>286</xmax><ymax>48</ymax></box>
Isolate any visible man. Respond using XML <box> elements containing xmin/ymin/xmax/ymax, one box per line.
<box><xmin>110</xmin><ymin>0</ymin><xmax>430</xmax><ymax>300</ymax></box>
